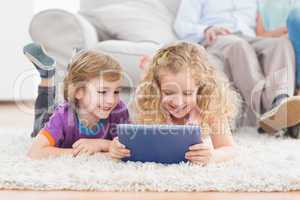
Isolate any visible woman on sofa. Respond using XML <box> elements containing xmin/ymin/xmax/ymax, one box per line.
<box><xmin>256</xmin><ymin>0</ymin><xmax>300</xmax><ymax>138</ymax></box>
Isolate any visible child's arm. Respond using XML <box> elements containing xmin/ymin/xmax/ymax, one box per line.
<box><xmin>70</xmin><ymin>137</ymin><xmax>130</xmax><ymax>158</ymax></box>
<box><xmin>185</xmin><ymin>118</ymin><xmax>236</xmax><ymax>165</ymax></box>
<box><xmin>27</xmin><ymin>133</ymin><xmax>74</xmax><ymax>159</ymax></box>
<box><xmin>208</xmin><ymin>118</ymin><xmax>236</xmax><ymax>164</ymax></box>
<box><xmin>256</xmin><ymin>13</ymin><xmax>288</xmax><ymax>37</ymax></box>
<box><xmin>72</xmin><ymin>138</ymin><xmax>112</xmax><ymax>157</ymax></box>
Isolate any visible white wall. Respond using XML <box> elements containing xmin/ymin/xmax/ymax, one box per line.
<box><xmin>34</xmin><ymin>0</ymin><xmax>79</xmax><ymax>13</ymax></box>
<box><xmin>0</xmin><ymin>0</ymin><xmax>79</xmax><ymax>101</ymax></box>
<box><xmin>0</xmin><ymin>0</ymin><xmax>38</xmax><ymax>101</ymax></box>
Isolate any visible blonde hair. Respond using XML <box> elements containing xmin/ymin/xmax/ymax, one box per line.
<box><xmin>63</xmin><ymin>50</ymin><xmax>122</xmax><ymax>106</ymax></box>
<box><xmin>134</xmin><ymin>41</ymin><xmax>240</xmax><ymax>126</ymax></box>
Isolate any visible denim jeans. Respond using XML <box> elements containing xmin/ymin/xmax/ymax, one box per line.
<box><xmin>287</xmin><ymin>8</ymin><xmax>300</xmax><ymax>89</ymax></box>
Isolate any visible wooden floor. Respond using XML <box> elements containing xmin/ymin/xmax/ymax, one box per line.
<box><xmin>0</xmin><ymin>101</ymin><xmax>299</xmax><ymax>200</ymax></box>
<box><xmin>0</xmin><ymin>191</ymin><xmax>300</xmax><ymax>200</ymax></box>
<box><xmin>0</xmin><ymin>101</ymin><xmax>34</xmax><ymax>129</ymax></box>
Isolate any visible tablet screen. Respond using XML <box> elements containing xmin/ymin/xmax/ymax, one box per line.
<box><xmin>117</xmin><ymin>124</ymin><xmax>201</xmax><ymax>164</ymax></box>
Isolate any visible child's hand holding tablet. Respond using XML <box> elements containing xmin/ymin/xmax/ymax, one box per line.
<box><xmin>109</xmin><ymin>137</ymin><xmax>131</xmax><ymax>160</ymax></box>
<box><xmin>112</xmin><ymin>124</ymin><xmax>201</xmax><ymax>164</ymax></box>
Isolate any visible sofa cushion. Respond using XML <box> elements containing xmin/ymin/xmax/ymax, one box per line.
<box><xmin>160</xmin><ymin>0</ymin><xmax>182</xmax><ymax>15</ymax></box>
<box><xmin>80</xmin><ymin>0</ymin><xmax>178</xmax><ymax>45</ymax></box>
<box><xmin>94</xmin><ymin>40</ymin><xmax>159</xmax><ymax>88</ymax></box>
<box><xmin>80</xmin><ymin>0</ymin><xmax>129</xmax><ymax>10</ymax></box>
<box><xmin>80</xmin><ymin>0</ymin><xmax>183</xmax><ymax>16</ymax></box>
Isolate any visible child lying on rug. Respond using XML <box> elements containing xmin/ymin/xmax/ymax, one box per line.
<box><xmin>110</xmin><ymin>42</ymin><xmax>240</xmax><ymax>165</ymax></box>
<box><xmin>24</xmin><ymin>44</ymin><xmax>129</xmax><ymax>159</ymax></box>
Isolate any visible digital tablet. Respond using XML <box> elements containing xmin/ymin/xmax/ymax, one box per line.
<box><xmin>117</xmin><ymin>124</ymin><xmax>201</xmax><ymax>164</ymax></box>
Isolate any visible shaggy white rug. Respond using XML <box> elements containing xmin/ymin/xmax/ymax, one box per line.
<box><xmin>0</xmin><ymin>127</ymin><xmax>299</xmax><ymax>192</ymax></box>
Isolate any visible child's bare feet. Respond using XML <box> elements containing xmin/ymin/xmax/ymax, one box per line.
<box><xmin>139</xmin><ymin>55</ymin><xmax>150</xmax><ymax>70</ymax></box>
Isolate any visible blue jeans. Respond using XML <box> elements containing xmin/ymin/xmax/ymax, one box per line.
<box><xmin>287</xmin><ymin>8</ymin><xmax>300</xmax><ymax>89</ymax></box>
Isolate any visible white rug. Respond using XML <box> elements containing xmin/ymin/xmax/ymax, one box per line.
<box><xmin>0</xmin><ymin>127</ymin><xmax>299</xmax><ymax>192</ymax></box>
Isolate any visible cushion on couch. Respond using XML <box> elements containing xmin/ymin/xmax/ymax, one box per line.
<box><xmin>94</xmin><ymin>40</ymin><xmax>159</xmax><ymax>88</ymax></box>
<box><xmin>80</xmin><ymin>0</ymin><xmax>178</xmax><ymax>45</ymax></box>
<box><xmin>159</xmin><ymin>0</ymin><xmax>182</xmax><ymax>15</ymax></box>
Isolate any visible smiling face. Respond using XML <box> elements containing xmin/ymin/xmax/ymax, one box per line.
<box><xmin>159</xmin><ymin>70</ymin><xmax>198</xmax><ymax>121</ymax></box>
<box><xmin>76</xmin><ymin>77</ymin><xmax>121</xmax><ymax>120</ymax></box>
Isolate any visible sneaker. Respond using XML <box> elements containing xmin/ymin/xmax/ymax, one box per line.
<box><xmin>259</xmin><ymin>96</ymin><xmax>300</xmax><ymax>134</ymax></box>
<box><xmin>23</xmin><ymin>43</ymin><xmax>56</xmax><ymax>78</ymax></box>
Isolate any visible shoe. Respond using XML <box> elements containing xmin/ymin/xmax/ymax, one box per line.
<box><xmin>259</xmin><ymin>96</ymin><xmax>300</xmax><ymax>134</ymax></box>
<box><xmin>287</xmin><ymin>124</ymin><xmax>300</xmax><ymax>139</ymax></box>
<box><xmin>23</xmin><ymin>43</ymin><xmax>56</xmax><ymax>78</ymax></box>
<box><xmin>257</xmin><ymin>127</ymin><xmax>266</xmax><ymax>134</ymax></box>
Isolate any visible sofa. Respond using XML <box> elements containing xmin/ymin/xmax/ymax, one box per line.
<box><xmin>29</xmin><ymin>0</ymin><xmax>249</xmax><ymax>126</ymax></box>
<box><xmin>29</xmin><ymin>0</ymin><xmax>182</xmax><ymax>88</ymax></box>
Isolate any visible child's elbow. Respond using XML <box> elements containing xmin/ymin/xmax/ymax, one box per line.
<box><xmin>27</xmin><ymin>149</ymin><xmax>37</xmax><ymax>159</ymax></box>
<box><xmin>27</xmin><ymin>147</ymin><xmax>43</xmax><ymax>160</ymax></box>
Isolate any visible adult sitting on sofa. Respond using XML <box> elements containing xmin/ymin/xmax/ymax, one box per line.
<box><xmin>174</xmin><ymin>0</ymin><xmax>300</xmax><ymax>136</ymax></box>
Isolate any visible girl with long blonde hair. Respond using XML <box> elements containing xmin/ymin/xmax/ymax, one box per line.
<box><xmin>114</xmin><ymin>41</ymin><xmax>240</xmax><ymax>165</ymax></box>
